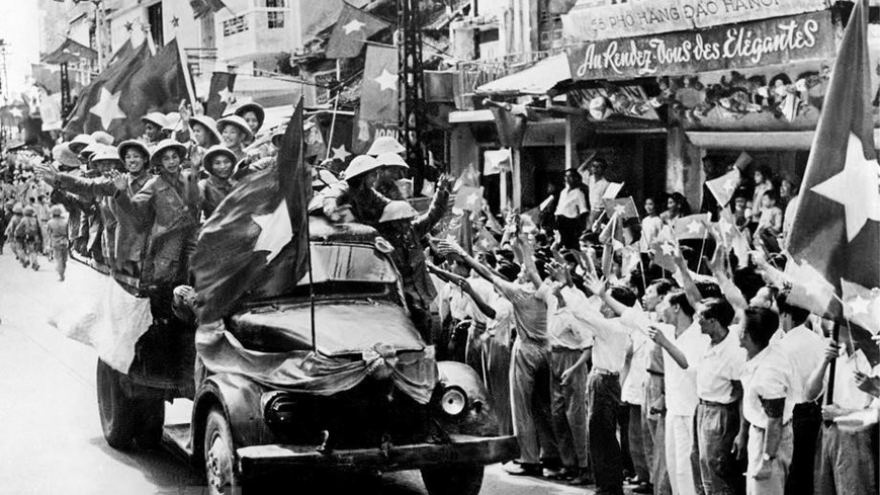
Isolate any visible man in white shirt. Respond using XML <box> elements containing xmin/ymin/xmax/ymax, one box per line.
<box><xmin>648</xmin><ymin>290</ymin><xmax>710</xmax><ymax>495</ymax></box>
<box><xmin>581</xmin><ymin>276</ymin><xmax>641</xmax><ymax>495</ymax></box>
<box><xmin>805</xmin><ymin>329</ymin><xmax>878</xmax><ymax>495</ymax></box>
<box><xmin>739</xmin><ymin>308</ymin><xmax>795</xmax><ymax>495</ymax></box>
<box><xmin>543</xmin><ymin>279</ymin><xmax>594</xmax><ymax>483</ymax></box>
<box><xmin>774</xmin><ymin>295</ymin><xmax>825</xmax><ymax>495</ymax></box>
<box><xmin>582</xmin><ymin>158</ymin><xmax>610</xmax><ymax>231</ymax></box>
<box><xmin>554</xmin><ymin>168</ymin><xmax>588</xmax><ymax>249</ymax></box>
<box><xmin>692</xmin><ymin>299</ymin><xmax>747</xmax><ymax>495</ymax></box>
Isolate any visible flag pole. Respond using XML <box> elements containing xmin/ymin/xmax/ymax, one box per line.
<box><xmin>325</xmin><ymin>60</ymin><xmax>341</xmax><ymax>161</ymax></box>
<box><xmin>696</xmin><ymin>226</ymin><xmax>709</xmax><ymax>274</ymax></box>
<box><xmin>825</xmin><ymin>321</ymin><xmax>841</xmax><ymax>409</ymax></box>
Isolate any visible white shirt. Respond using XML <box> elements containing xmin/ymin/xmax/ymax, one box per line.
<box><xmin>663</xmin><ymin>322</ymin><xmax>710</xmax><ymax>416</ymax></box>
<box><xmin>742</xmin><ymin>342</ymin><xmax>795</xmax><ymax>428</ymax></box>
<box><xmin>588</xmin><ymin>175</ymin><xmax>609</xmax><ymax>209</ymax></box>
<box><xmin>777</xmin><ymin>325</ymin><xmax>826</xmax><ymax>404</ymax></box>
<box><xmin>554</xmin><ymin>187</ymin><xmax>588</xmax><ymax>219</ymax></box>
<box><xmin>547</xmin><ymin>306</ymin><xmax>595</xmax><ymax>351</ymax></box>
<box><xmin>573</xmin><ymin>303</ymin><xmax>633</xmax><ymax>373</ymax></box>
<box><xmin>696</xmin><ymin>329</ymin><xmax>747</xmax><ymax>404</ymax></box>
<box><xmin>622</xmin><ymin>329</ymin><xmax>651</xmax><ymax>405</ymax></box>
<box><xmin>826</xmin><ymin>349</ymin><xmax>874</xmax><ymax>410</ymax></box>
<box><xmin>641</xmin><ymin>215</ymin><xmax>664</xmax><ymax>246</ymax></box>
<box><xmin>487</xmin><ymin>297</ymin><xmax>514</xmax><ymax>348</ymax></box>
<box><xmin>439</xmin><ymin>277</ymin><xmax>497</xmax><ymax>325</ymax></box>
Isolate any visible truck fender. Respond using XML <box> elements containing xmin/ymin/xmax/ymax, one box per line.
<box><xmin>192</xmin><ymin>373</ymin><xmax>266</xmax><ymax>460</ymax></box>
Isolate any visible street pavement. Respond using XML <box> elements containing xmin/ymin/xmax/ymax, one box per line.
<box><xmin>0</xmin><ymin>251</ymin><xmax>599</xmax><ymax>495</ymax></box>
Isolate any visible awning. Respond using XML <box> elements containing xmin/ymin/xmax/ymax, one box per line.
<box><xmin>475</xmin><ymin>54</ymin><xmax>572</xmax><ymax>96</ymax></box>
<box><xmin>687</xmin><ymin>129</ymin><xmax>880</xmax><ymax>151</ymax></box>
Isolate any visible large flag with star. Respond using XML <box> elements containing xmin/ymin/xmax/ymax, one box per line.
<box><xmin>193</xmin><ymin>100</ymin><xmax>310</xmax><ymax>323</ymax></box>
<box><xmin>353</xmin><ymin>43</ymin><xmax>398</xmax><ymax>154</ymax></box>
<box><xmin>63</xmin><ymin>39</ymin><xmax>194</xmax><ymax>142</ymax></box>
<box><xmin>788</xmin><ymin>0</ymin><xmax>880</xmax><ymax>320</ymax></box>
<box><xmin>325</xmin><ymin>3</ymin><xmax>391</xmax><ymax>59</ymax></box>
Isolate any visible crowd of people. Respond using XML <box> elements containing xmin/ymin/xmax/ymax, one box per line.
<box><xmin>413</xmin><ymin>156</ymin><xmax>880</xmax><ymax>495</ymax></box>
<box><xmin>1</xmin><ymin>98</ymin><xmax>878</xmax><ymax>495</ymax></box>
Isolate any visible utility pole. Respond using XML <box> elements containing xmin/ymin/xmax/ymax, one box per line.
<box><xmin>0</xmin><ymin>39</ymin><xmax>8</xmax><ymax>104</ymax></box>
<box><xmin>397</xmin><ymin>0</ymin><xmax>427</xmax><ymax>192</ymax></box>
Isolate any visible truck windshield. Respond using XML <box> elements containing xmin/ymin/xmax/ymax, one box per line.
<box><xmin>300</xmin><ymin>244</ymin><xmax>398</xmax><ymax>285</ymax></box>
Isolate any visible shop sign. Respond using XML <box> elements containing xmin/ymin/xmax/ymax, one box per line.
<box><xmin>567</xmin><ymin>10</ymin><xmax>834</xmax><ymax>81</ymax></box>
<box><xmin>562</xmin><ymin>0</ymin><xmax>829</xmax><ymax>41</ymax></box>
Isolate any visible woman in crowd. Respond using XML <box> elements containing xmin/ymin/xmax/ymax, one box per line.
<box><xmin>235</xmin><ymin>103</ymin><xmax>265</xmax><ymax>144</ymax></box>
<box><xmin>641</xmin><ymin>196</ymin><xmax>664</xmax><ymax>246</ymax></box>
<box><xmin>662</xmin><ymin>193</ymin><xmax>691</xmax><ymax>223</ymax></box>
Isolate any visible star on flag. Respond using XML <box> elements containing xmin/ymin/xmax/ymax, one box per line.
<box><xmin>343</xmin><ymin>19</ymin><xmax>366</xmax><ymax>34</ymax></box>
<box><xmin>252</xmin><ymin>199</ymin><xmax>293</xmax><ymax>263</ymax></box>
<box><xmin>89</xmin><ymin>87</ymin><xmax>126</xmax><ymax>130</ymax></box>
<box><xmin>841</xmin><ymin>279</ymin><xmax>880</xmax><ymax>334</ymax></box>
<box><xmin>722</xmin><ymin>180</ymin><xmax>737</xmax><ymax>194</ymax></box>
<box><xmin>374</xmin><ymin>69</ymin><xmax>398</xmax><ymax>92</ymax></box>
<box><xmin>810</xmin><ymin>132</ymin><xmax>880</xmax><ymax>242</ymax></box>
<box><xmin>218</xmin><ymin>87</ymin><xmax>235</xmax><ymax>105</ymax></box>
<box><xmin>686</xmin><ymin>220</ymin><xmax>703</xmax><ymax>235</ymax></box>
<box><xmin>614</xmin><ymin>204</ymin><xmax>627</xmax><ymax>217</ymax></box>
<box><xmin>331</xmin><ymin>144</ymin><xmax>351</xmax><ymax>161</ymax></box>
<box><xmin>660</xmin><ymin>242</ymin><xmax>677</xmax><ymax>256</ymax></box>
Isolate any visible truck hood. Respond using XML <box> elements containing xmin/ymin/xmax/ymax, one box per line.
<box><xmin>229</xmin><ymin>301</ymin><xmax>425</xmax><ymax>357</ymax></box>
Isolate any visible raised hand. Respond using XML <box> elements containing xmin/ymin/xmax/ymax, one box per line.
<box><xmin>109</xmin><ymin>170</ymin><xmax>128</xmax><ymax>191</ymax></box>
<box><xmin>583</xmin><ymin>270</ymin><xmax>606</xmax><ymax>299</ymax></box>
<box><xmin>33</xmin><ymin>162</ymin><xmax>59</xmax><ymax>184</ymax></box>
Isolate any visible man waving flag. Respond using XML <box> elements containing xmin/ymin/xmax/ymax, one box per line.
<box><xmin>192</xmin><ymin>99</ymin><xmax>310</xmax><ymax>323</ymax></box>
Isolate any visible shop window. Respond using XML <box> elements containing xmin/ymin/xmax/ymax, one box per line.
<box><xmin>266</xmin><ymin>0</ymin><xmax>285</xmax><ymax>6</ymax></box>
<box><xmin>223</xmin><ymin>15</ymin><xmax>248</xmax><ymax>37</ymax></box>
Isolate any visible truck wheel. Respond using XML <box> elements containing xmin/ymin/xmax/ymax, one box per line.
<box><xmin>96</xmin><ymin>359</ymin><xmax>138</xmax><ymax>450</ymax></box>
<box><xmin>421</xmin><ymin>465</ymin><xmax>484</xmax><ymax>495</ymax></box>
<box><xmin>204</xmin><ymin>407</ymin><xmax>241</xmax><ymax>495</ymax></box>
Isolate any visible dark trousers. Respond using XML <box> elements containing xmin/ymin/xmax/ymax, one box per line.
<box><xmin>695</xmin><ymin>401</ymin><xmax>745</xmax><ymax>495</ymax></box>
<box><xmin>554</xmin><ymin>215</ymin><xmax>583</xmax><ymax>250</ymax></box>
<box><xmin>785</xmin><ymin>402</ymin><xmax>821</xmax><ymax>495</ymax></box>
<box><xmin>619</xmin><ymin>402</ymin><xmax>635</xmax><ymax>477</ymax></box>
<box><xmin>588</xmin><ymin>371</ymin><xmax>624</xmax><ymax>495</ymax></box>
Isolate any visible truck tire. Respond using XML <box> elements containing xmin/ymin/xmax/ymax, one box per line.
<box><xmin>204</xmin><ymin>407</ymin><xmax>242</xmax><ymax>495</ymax></box>
<box><xmin>133</xmin><ymin>397</ymin><xmax>165</xmax><ymax>449</ymax></box>
<box><xmin>421</xmin><ymin>465</ymin><xmax>484</xmax><ymax>495</ymax></box>
<box><xmin>96</xmin><ymin>359</ymin><xmax>138</xmax><ymax>450</ymax></box>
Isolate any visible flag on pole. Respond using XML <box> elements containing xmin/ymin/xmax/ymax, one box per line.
<box><xmin>650</xmin><ymin>240</ymin><xmax>681</xmax><ymax>272</ymax></box>
<box><xmin>672</xmin><ymin>214</ymin><xmax>711</xmax><ymax>241</ymax></box>
<box><xmin>603</xmin><ymin>197</ymin><xmax>639</xmax><ymax>220</ymax></box>
<box><xmin>205</xmin><ymin>72</ymin><xmax>237</xmax><ymax>119</ymax></box>
<box><xmin>192</xmin><ymin>100</ymin><xmax>310</xmax><ymax>322</ymax></box>
<box><xmin>706</xmin><ymin>168</ymin><xmax>741</xmax><ymax>207</ymax></box>
<box><xmin>64</xmin><ymin>40</ymin><xmax>193</xmax><ymax>142</ymax></box>
<box><xmin>787</xmin><ymin>0</ymin><xmax>880</xmax><ymax>319</ymax></box>
<box><xmin>353</xmin><ymin>43</ymin><xmax>398</xmax><ymax>154</ymax></box>
<box><xmin>325</xmin><ymin>3</ymin><xmax>391</xmax><ymax>59</ymax></box>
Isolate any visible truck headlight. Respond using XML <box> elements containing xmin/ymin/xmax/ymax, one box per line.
<box><xmin>439</xmin><ymin>386</ymin><xmax>468</xmax><ymax>417</ymax></box>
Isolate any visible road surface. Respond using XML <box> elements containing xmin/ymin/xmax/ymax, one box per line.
<box><xmin>0</xmin><ymin>251</ymin><xmax>599</xmax><ymax>494</ymax></box>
